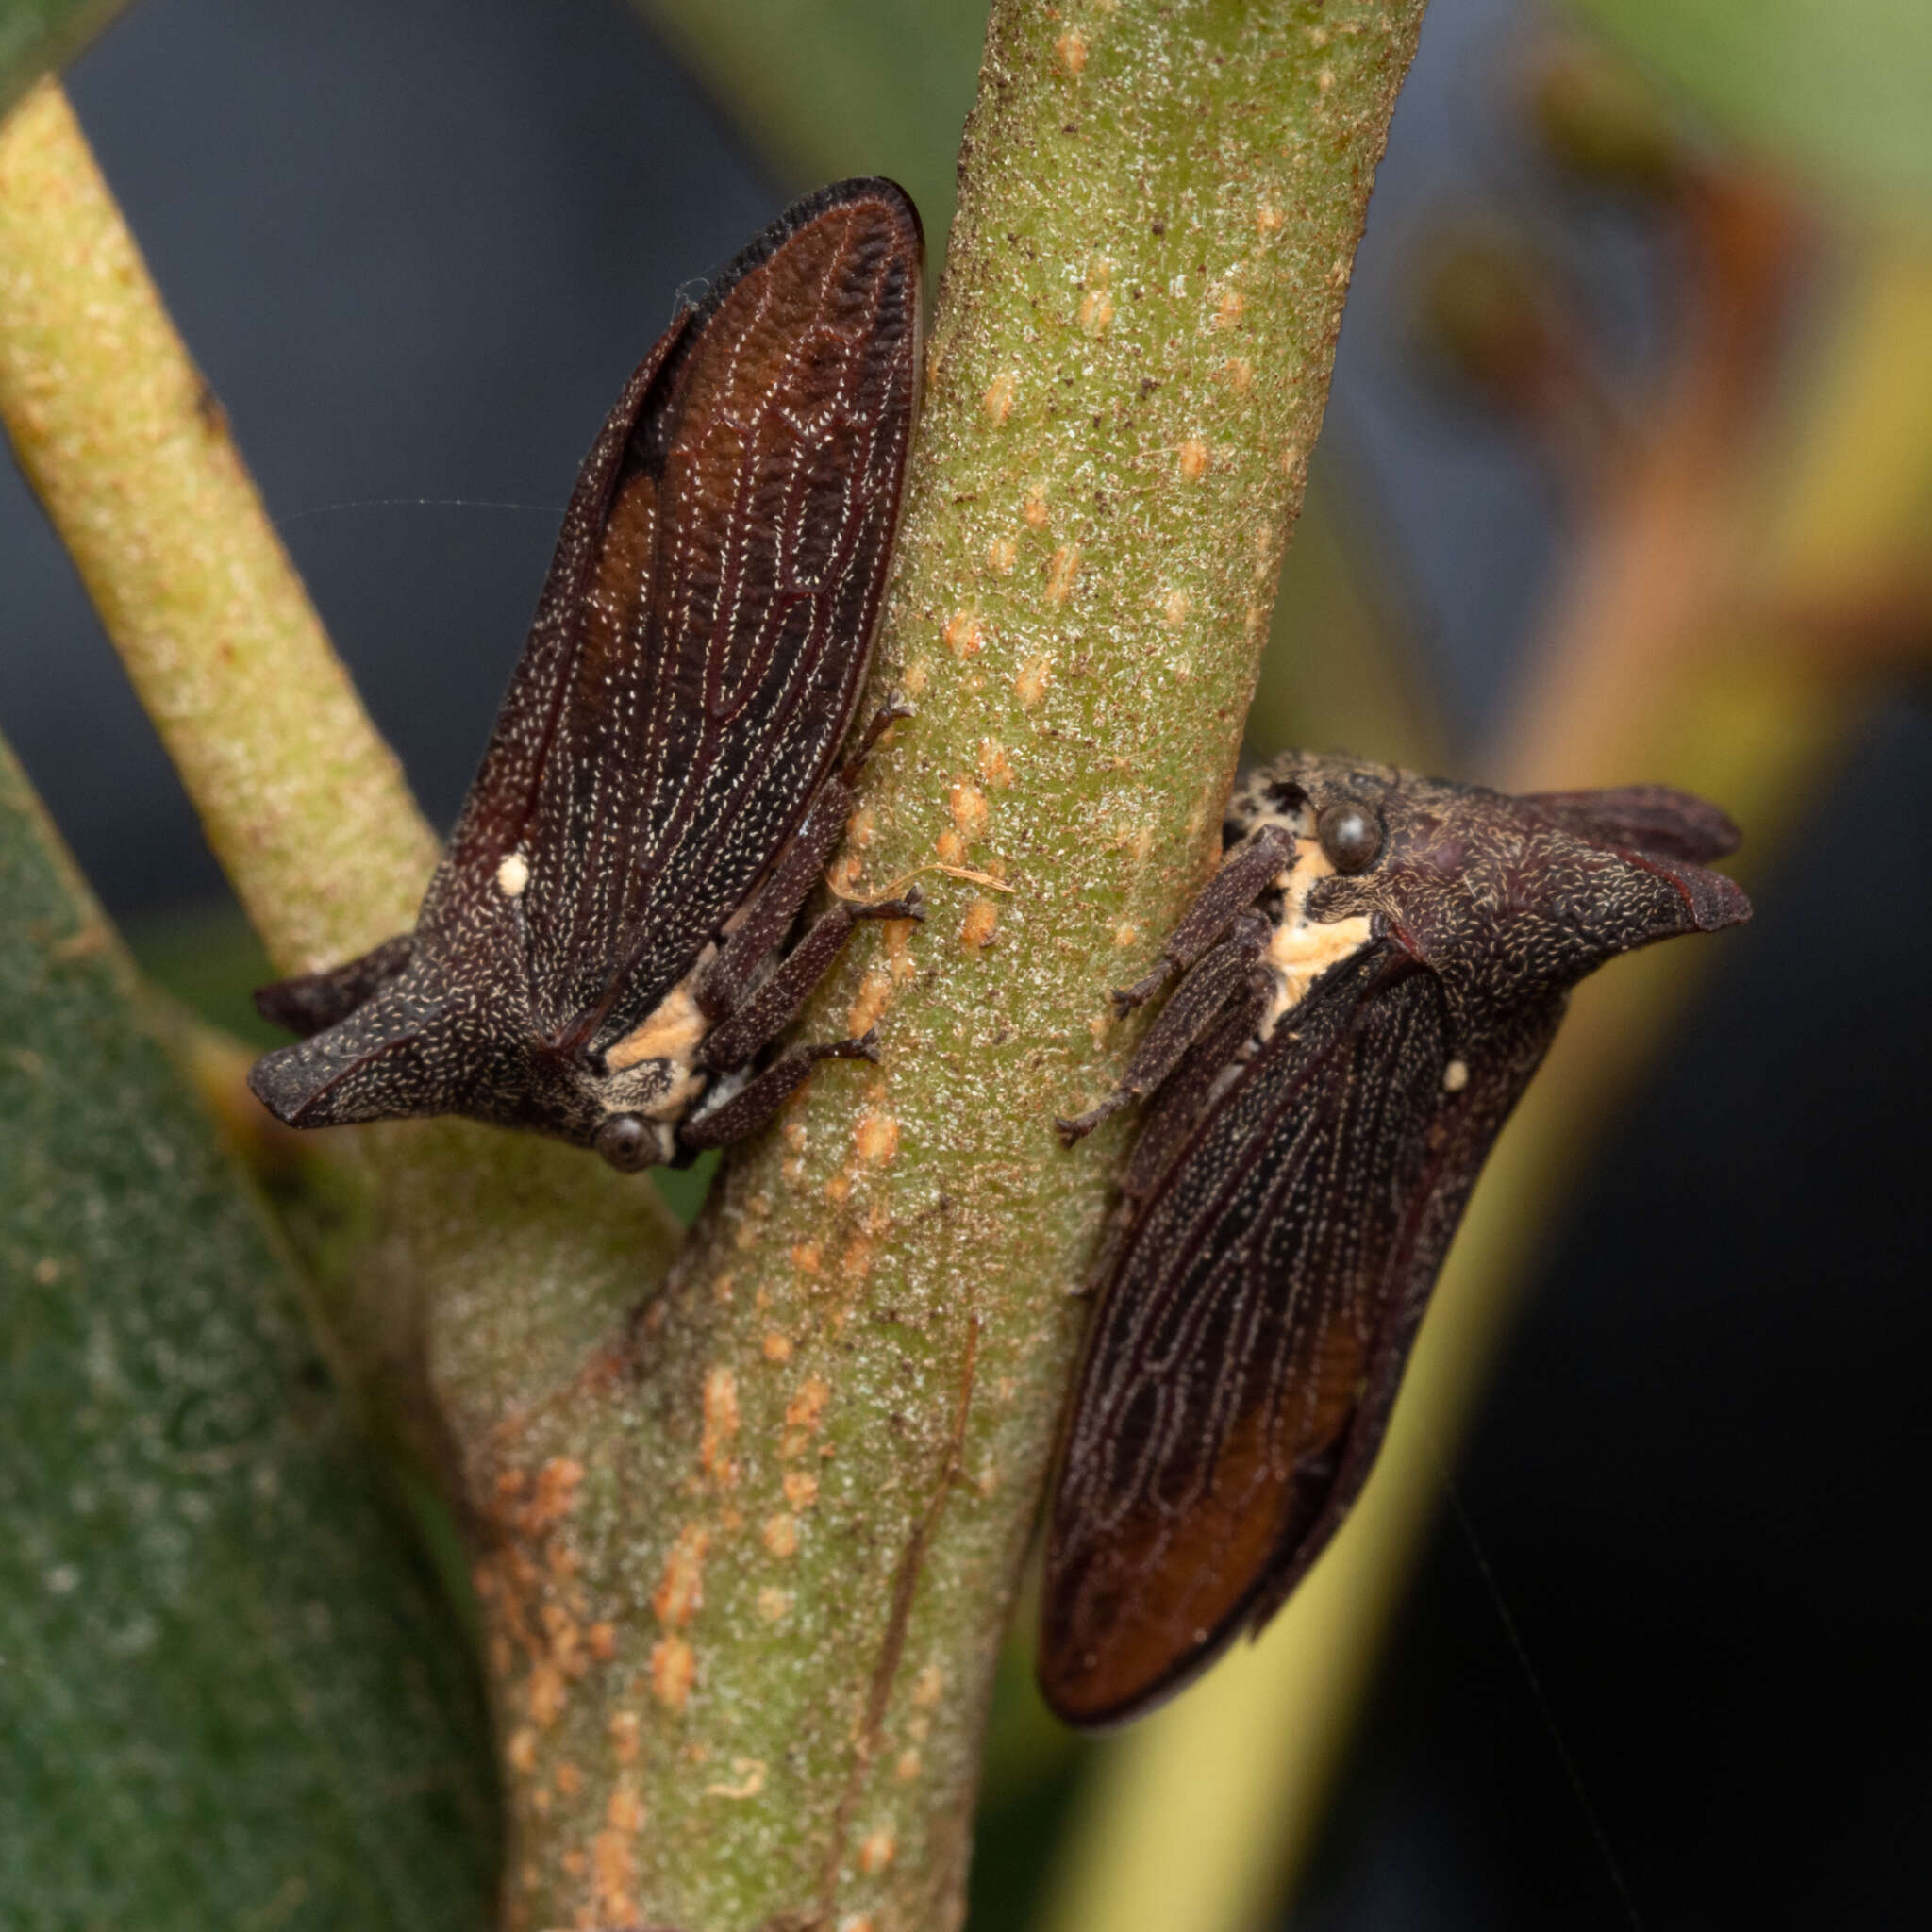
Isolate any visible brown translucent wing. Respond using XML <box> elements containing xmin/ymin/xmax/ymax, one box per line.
<box><xmin>425</xmin><ymin>178</ymin><xmax>924</xmax><ymax>1051</ymax></box>
<box><xmin>1040</xmin><ymin>955</ymin><xmax>1562</xmax><ymax>1727</ymax></box>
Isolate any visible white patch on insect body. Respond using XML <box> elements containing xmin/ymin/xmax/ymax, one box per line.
<box><xmin>596</xmin><ymin>955</ymin><xmax>725</xmax><ymax>1141</ymax></box>
<box><xmin>605</xmin><ymin>975</ymin><xmax>708</xmax><ymax>1073</ymax></box>
<box><xmin>1442</xmin><ymin>1058</ymin><xmax>1470</xmax><ymax>1092</ymax></box>
<box><xmin>495</xmin><ymin>850</ymin><xmax>530</xmax><ymax>899</ymax></box>
<box><xmin>1241</xmin><ymin>803</ymin><xmax>1374</xmax><ymax>1038</ymax></box>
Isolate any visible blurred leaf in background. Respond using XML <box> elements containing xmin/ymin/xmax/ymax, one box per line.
<box><xmin>0</xmin><ymin>740</ymin><xmax>498</xmax><ymax>1925</ymax></box>
<box><xmin>1574</xmin><ymin>0</ymin><xmax>1932</xmax><ymax>216</ymax></box>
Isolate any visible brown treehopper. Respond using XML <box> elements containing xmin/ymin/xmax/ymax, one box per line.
<box><xmin>1043</xmin><ymin>752</ymin><xmax>1751</xmax><ymax>1726</ymax></box>
<box><xmin>249</xmin><ymin>180</ymin><xmax>924</xmax><ymax>1170</ymax></box>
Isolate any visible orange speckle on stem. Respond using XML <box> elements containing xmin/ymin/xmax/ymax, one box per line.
<box><xmin>959</xmin><ymin>897</ymin><xmax>999</xmax><ymax>951</ymax></box>
<box><xmin>540</xmin><ymin>1601</ymin><xmax>587</xmax><ymax>1675</ymax></box>
<box><xmin>608</xmin><ymin>1710</ymin><xmax>641</xmax><ymax>1764</ymax></box>
<box><xmin>847</xmin><ymin>966</ymin><xmax>893</xmax><ymax>1036</ymax></box>
<box><xmin>758</xmin><ymin>1587</ymin><xmax>791</xmax><ymax>1623</ymax></box>
<box><xmin>588</xmin><ymin>1621</ymin><xmax>617</xmax><ymax>1662</ymax></box>
<box><xmin>982</xmin><ymin>372</ymin><xmax>1015</xmax><ymax>423</ymax></box>
<box><xmin>508</xmin><ymin>1725</ymin><xmax>539</xmax><ymax>1774</ymax></box>
<box><xmin>529</xmin><ymin>1661</ymin><xmax>568</xmax><ymax>1727</ymax></box>
<box><xmin>701</xmin><ymin>1367</ymin><xmax>740</xmax><ymax>1485</ymax></box>
<box><xmin>1015</xmin><ymin>656</ymin><xmax>1054</xmax><ymax>708</ymax></box>
<box><xmin>896</xmin><ymin>1748</ymin><xmax>923</xmax><ymax>1782</ymax></box>
<box><xmin>854</xmin><ymin>1108</ymin><xmax>900</xmax><ymax>1166</ymax></box>
<box><xmin>1044</xmin><ymin>543</ymin><xmax>1081</xmax><ymax>607</ymax></box>
<box><xmin>650</xmin><ymin>1636</ymin><xmax>694</xmax><ymax>1710</ymax></box>
<box><xmin>858</xmin><ymin>1827</ymin><xmax>898</xmax><ymax>1874</ymax></box>
<box><xmin>555</xmin><ymin>1760</ymin><xmax>582</xmax><ymax>1797</ymax></box>
<box><xmin>987</xmin><ymin>534</ymin><xmax>1017</xmax><ymax>574</ymax></box>
<box><xmin>1257</xmin><ymin>202</ymin><xmax>1284</xmax><ymax>234</ymax></box>
<box><xmin>784</xmin><ymin>1383</ymin><xmax>830</xmax><ymax>1444</ymax></box>
<box><xmin>911</xmin><ymin>1663</ymin><xmax>945</xmax><ymax>1707</ymax></box>
<box><xmin>1056</xmin><ymin>28</ymin><xmax>1087</xmax><ymax>75</ymax></box>
<box><xmin>978</xmin><ymin>739</ymin><xmax>1015</xmax><ymax>790</ymax></box>
<box><xmin>529</xmin><ymin>1457</ymin><xmax>585</xmax><ymax>1532</ymax></box>
<box><xmin>942</xmin><ymin>609</ymin><xmax>983</xmax><ymax>658</ymax></box>
<box><xmin>934</xmin><ymin>828</ymin><xmax>967</xmax><ymax>866</ymax></box>
<box><xmin>1078</xmin><ymin>289</ymin><xmax>1113</xmax><ymax>335</ymax></box>
<box><xmin>783</xmin><ymin>1470</ymin><xmax>820</xmax><ymax>1509</ymax></box>
<box><xmin>884</xmin><ymin>917</ymin><xmax>919</xmax><ymax>979</ymax></box>
<box><xmin>592</xmin><ymin>1827</ymin><xmax>639</xmax><ymax>1921</ymax></box>
<box><xmin>1179</xmin><ymin>438</ymin><xmax>1210</xmax><ymax>481</ymax></box>
<box><xmin>791</xmin><ymin>1241</ymin><xmax>823</xmax><ymax>1274</ymax></box>
<box><xmin>787</xmin><ymin>1377</ymin><xmax>830</xmax><ymax>1433</ymax></box>
<box><xmin>608</xmin><ymin>1786</ymin><xmax>645</xmax><ymax>1833</ymax></box>
<box><xmin>1024</xmin><ymin>484</ymin><xmax>1050</xmax><ymax>528</ymax></box>
<box><xmin>1161</xmin><ymin>588</ymin><xmax>1191</xmax><ymax>627</ymax></box>
<box><xmin>652</xmin><ymin>1524</ymin><xmax>709</xmax><ymax>1628</ymax></box>
<box><xmin>762</xmin><ymin>1513</ymin><xmax>800</xmax><ymax>1558</ymax></box>
<box><xmin>1212</xmin><ymin>287</ymin><xmax>1245</xmax><ymax>328</ymax></box>
<box><xmin>949</xmin><ymin>779</ymin><xmax>989</xmax><ymax>841</ymax></box>
<box><xmin>1223</xmin><ymin>356</ymin><xmax>1254</xmax><ymax>391</ymax></box>
<box><xmin>705</xmin><ymin>1757</ymin><xmax>768</xmax><ymax>1800</ymax></box>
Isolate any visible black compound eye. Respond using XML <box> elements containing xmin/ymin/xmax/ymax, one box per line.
<box><xmin>594</xmin><ymin>1114</ymin><xmax>655</xmax><ymax>1173</ymax></box>
<box><xmin>1316</xmin><ymin>801</ymin><xmax>1382</xmax><ymax>874</ymax></box>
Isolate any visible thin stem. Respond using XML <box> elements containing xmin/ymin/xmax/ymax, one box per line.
<box><xmin>0</xmin><ymin>78</ymin><xmax>436</xmax><ymax>975</ymax></box>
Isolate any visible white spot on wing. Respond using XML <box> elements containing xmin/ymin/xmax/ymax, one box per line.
<box><xmin>1442</xmin><ymin>1058</ymin><xmax>1470</xmax><ymax>1092</ymax></box>
<box><xmin>496</xmin><ymin>851</ymin><xmax>530</xmax><ymax>899</ymax></box>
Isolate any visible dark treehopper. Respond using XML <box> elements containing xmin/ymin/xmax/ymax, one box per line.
<box><xmin>1042</xmin><ymin>752</ymin><xmax>1751</xmax><ymax>1727</ymax></box>
<box><xmin>249</xmin><ymin>180</ymin><xmax>924</xmax><ymax>1171</ymax></box>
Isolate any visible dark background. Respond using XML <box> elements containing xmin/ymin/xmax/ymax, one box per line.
<box><xmin>3</xmin><ymin>2</ymin><xmax>1926</xmax><ymax>1926</ymax></box>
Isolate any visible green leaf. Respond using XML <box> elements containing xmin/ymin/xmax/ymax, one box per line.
<box><xmin>0</xmin><ymin>0</ymin><xmax>129</xmax><ymax>119</ymax></box>
<box><xmin>1573</xmin><ymin>0</ymin><xmax>1932</xmax><ymax>214</ymax></box>
<box><xmin>0</xmin><ymin>737</ymin><xmax>497</xmax><ymax>1929</ymax></box>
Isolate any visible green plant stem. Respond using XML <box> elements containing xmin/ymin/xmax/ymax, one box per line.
<box><xmin>415</xmin><ymin>6</ymin><xmax>1429</xmax><ymax>1928</ymax></box>
<box><xmin>0</xmin><ymin>76</ymin><xmax>434</xmax><ymax>974</ymax></box>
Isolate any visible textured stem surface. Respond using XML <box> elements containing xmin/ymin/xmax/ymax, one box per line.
<box><xmin>0</xmin><ymin>78</ymin><xmax>434</xmax><ymax>974</ymax></box>
<box><xmin>432</xmin><ymin>6</ymin><xmax>1427</xmax><ymax>1927</ymax></box>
